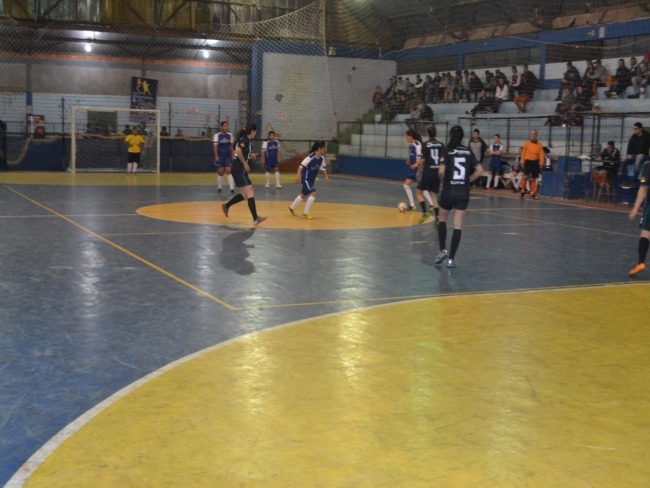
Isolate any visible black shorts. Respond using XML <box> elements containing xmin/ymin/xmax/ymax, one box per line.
<box><xmin>641</xmin><ymin>204</ymin><xmax>650</xmax><ymax>231</ymax></box>
<box><xmin>523</xmin><ymin>160</ymin><xmax>540</xmax><ymax>178</ymax></box>
<box><xmin>232</xmin><ymin>162</ymin><xmax>252</xmax><ymax>187</ymax></box>
<box><xmin>417</xmin><ymin>174</ymin><xmax>440</xmax><ymax>194</ymax></box>
<box><xmin>128</xmin><ymin>152</ymin><xmax>141</xmax><ymax>163</ymax></box>
<box><xmin>439</xmin><ymin>189</ymin><xmax>470</xmax><ymax>211</ymax></box>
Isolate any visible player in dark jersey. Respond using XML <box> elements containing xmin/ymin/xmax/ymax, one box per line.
<box><xmin>213</xmin><ymin>121</ymin><xmax>235</xmax><ymax>193</ymax></box>
<box><xmin>628</xmin><ymin>161</ymin><xmax>650</xmax><ymax>276</ymax></box>
<box><xmin>416</xmin><ymin>125</ymin><xmax>445</xmax><ymax>225</ymax></box>
<box><xmin>263</xmin><ymin>130</ymin><xmax>283</xmax><ymax>189</ymax></box>
<box><xmin>221</xmin><ymin>123</ymin><xmax>267</xmax><ymax>226</ymax></box>
<box><xmin>434</xmin><ymin>125</ymin><xmax>484</xmax><ymax>268</ymax></box>
<box><xmin>288</xmin><ymin>141</ymin><xmax>329</xmax><ymax>219</ymax></box>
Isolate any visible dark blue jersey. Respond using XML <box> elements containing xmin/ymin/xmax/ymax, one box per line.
<box><xmin>214</xmin><ymin>131</ymin><xmax>233</xmax><ymax>157</ymax></box>
<box><xmin>263</xmin><ymin>139</ymin><xmax>280</xmax><ymax>166</ymax></box>
<box><xmin>300</xmin><ymin>152</ymin><xmax>326</xmax><ymax>186</ymax></box>
<box><xmin>409</xmin><ymin>140</ymin><xmax>422</xmax><ymax>164</ymax></box>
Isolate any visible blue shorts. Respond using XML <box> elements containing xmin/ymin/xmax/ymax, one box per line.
<box><xmin>489</xmin><ymin>160</ymin><xmax>502</xmax><ymax>173</ymax></box>
<box><xmin>406</xmin><ymin>167</ymin><xmax>418</xmax><ymax>181</ymax></box>
<box><xmin>301</xmin><ymin>181</ymin><xmax>316</xmax><ymax>196</ymax></box>
<box><xmin>215</xmin><ymin>154</ymin><xmax>232</xmax><ymax>168</ymax></box>
<box><xmin>265</xmin><ymin>162</ymin><xmax>279</xmax><ymax>170</ymax></box>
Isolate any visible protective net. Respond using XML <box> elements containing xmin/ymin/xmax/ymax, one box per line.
<box><xmin>0</xmin><ymin>0</ymin><xmax>649</xmax><ymax>173</ymax></box>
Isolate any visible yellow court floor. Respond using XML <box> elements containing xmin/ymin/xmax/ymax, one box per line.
<box><xmin>19</xmin><ymin>284</ymin><xmax>650</xmax><ymax>488</ymax></box>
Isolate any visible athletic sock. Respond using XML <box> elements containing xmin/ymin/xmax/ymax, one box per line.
<box><xmin>217</xmin><ymin>175</ymin><xmax>223</xmax><ymax>189</ymax></box>
<box><xmin>226</xmin><ymin>193</ymin><xmax>244</xmax><ymax>208</ymax></box>
<box><xmin>450</xmin><ymin>229</ymin><xmax>462</xmax><ymax>260</ymax></box>
<box><xmin>304</xmin><ymin>195</ymin><xmax>316</xmax><ymax>214</ymax></box>
<box><xmin>438</xmin><ymin>221</ymin><xmax>447</xmax><ymax>251</ymax></box>
<box><xmin>530</xmin><ymin>179</ymin><xmax>538</xmax><ymax>195</ymax></box>
<box><xmin>423</xmin><ymin>190</ymin><xmax>433</xmax><ymax>207</ymax></box>
<box><xmin>265</xmin><ymin>171</ymin><xmax>270</xmax><ymax>186</ymax></box>
<box><xmin>433</xmin><ymin>207</ymin><xmax>439</xmax><ymax>217</ymax></box>
<box><xmin>127</xmin><ymin>162</ymin><xmax>133</xmax><ymax>173</ymax></box>
<box><xmin>227</xmin><ymin>174</ymin><xmax>235</xmax><ymax>190</ymax></box>
<box><xmin>419</xmin><ymin>201</ymin><xmax>428</xmax><ymax>213</ymax></box>
<box><xmin>275</xmin><ymin>172</ymin><xmax>281</xmax><ymax>186</ymax></box>
<box><xmin>403</xmin><ymin>184</ymin><xmax>414</xmax><ymax>207</ymax></box>
<box><xmin>247</xmin><ymin>197</ymin><xmax>259</xmax><ymax>220</ymax></box>
<box><xmin>486</xmin><ymin>174</ymin><xmax>493</xmax><ymax>188</ymax></box>
<box><xmin>290</xmin><ymin>195</ymin><xmax>303</xmax><ymax>209</ymax></box>
<box><xmin>639</xmin><ymin>237</ymin><xmax>649</xmax><ymax>264</ymax></box>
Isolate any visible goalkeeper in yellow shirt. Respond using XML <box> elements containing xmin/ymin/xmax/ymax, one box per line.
<box><xmin>124</xmin><ymin>127</ymin><xmax>145</xmax><ymax>174</ymax></box>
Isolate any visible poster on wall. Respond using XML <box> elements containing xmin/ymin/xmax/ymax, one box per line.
<box><xmin>131</xmin><ymin>77</ymin><xmax>158</xmax><ymax>110</ymax></box>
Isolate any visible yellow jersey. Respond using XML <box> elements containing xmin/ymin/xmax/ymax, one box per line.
<box><xmin>125</xmin><ymin>134</ymin><xmax>145</xmax><ymax>153</ymax></box>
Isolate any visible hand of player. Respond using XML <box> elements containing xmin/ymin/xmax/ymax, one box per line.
<box><xmin>629</xmin><ymin>208</ymin><xmax>638</xmax><ymax>221</ymax></box>
<box><xmin>294</xmin><ymin>175</ymin><xmax>300</xmax><ymax>183</ymax></box>
<box><xmin>324</xmin><ymin>173</ymin><xmax>330</xmax><ymax>184</ymax></box>
<box><xmin>250</xmin><ymin>153</ymin><xmax>257</xmax><ymax>160</ymax></box>
<box><xmin>244</xmin><ymin>164</ymin><xmax>251</xmax><ymax>172</ymax></box>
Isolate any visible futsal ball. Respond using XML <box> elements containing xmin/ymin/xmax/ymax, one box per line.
<box><xmin>397</xmin><ymin>201</ymin><xmax>408</xmax><ymax>212</ymax></box>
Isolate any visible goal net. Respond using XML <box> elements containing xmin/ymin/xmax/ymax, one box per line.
<box><xmin>70</xmin><ymin>107</ymin><xmax>160</xmax><ymax>173</ymax></box>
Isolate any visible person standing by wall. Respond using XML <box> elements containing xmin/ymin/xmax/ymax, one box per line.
<box><xmin>262</xmin><ymin>130</ymin><xmax>282</xmax><ymax>189</ymax></box>
<box><xmin>621</xmin><ymin>122</ymin><xmax>650</xmax><ymax>188</ymax></box>
<box><xmin>213</xmin><ymin>120</ymin><xmax>236</xmax><ymax>193</ymax></box>
<box><xmin>124</xmin><ymin>127</ymin><xmax>144</xmax><ymax>175</ymax></box>
<box><xmin>519</xmin><ymin>130</ymin><xmax>545</xmax><ymax>200</ymax></box>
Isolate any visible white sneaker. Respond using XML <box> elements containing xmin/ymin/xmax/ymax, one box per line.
<box><xmin>434</xmin><ymin>249</ymin><xmax>448</xmax><ymax>264</ymax></box>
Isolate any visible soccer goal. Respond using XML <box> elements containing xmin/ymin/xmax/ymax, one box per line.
<box><xmin>70</xmin><ymin>107</ymin><xmax>160</xmax><ymax>173</ymax></box>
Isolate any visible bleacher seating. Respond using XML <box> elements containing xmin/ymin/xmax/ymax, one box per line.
<box><xmin>341</xmin><ymin>56</ymin><xmax>650</xmax><ymax>163</ymax></box>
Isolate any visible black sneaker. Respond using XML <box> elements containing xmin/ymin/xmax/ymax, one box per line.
<box><xmin>520</xmin><ymin>192</ymin><xmax>525</xmax><ymax>199</ymax></box>
<box><xmin>532</xmin><ymin>194</ymin><xmax>539</xmax><ymax>200</ymax></box>
<box><xmin>221</xmin><ymin>204</ymin><xmax>229</xmax><ymax>218</ymax></box>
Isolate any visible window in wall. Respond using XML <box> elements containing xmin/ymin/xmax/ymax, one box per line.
<box><xmin>399</xmin><ymin>55</ymin><xmax>458</xmax><ymax>75</ymax></box>
<box><xmin>465</xmin><ymin>47</ymin><xmax>540</xmax><ymax>70</ymax></box>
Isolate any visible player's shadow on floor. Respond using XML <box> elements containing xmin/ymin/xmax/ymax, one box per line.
<box><xmin>220</xmin><ymin>228</ymin><xmax>256</xmax><ymax>275</ymax></box>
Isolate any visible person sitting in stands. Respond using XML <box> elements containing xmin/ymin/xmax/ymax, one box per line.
<box><xmin>467</xmin><ymin>89</ymin><xmax>492</xmax><ymax>116</ymax></box>
<box><xmin>605</xmin><ymin>59</ymin><xmax>631</xmax><ymax>99</ymax></box>
<box><xmin>492</xmin><ymin>78</ymin><xmax>509</xmax><ymax>113</ymax></box>
<box><xmin>514</xmin><ymin>65</ymin><xmax>537</xmax><ymax>113</ymax></box>
<box><xmin>555</xmin><ymin>61</ymin><xmax>580</xmax><ymax>101</ymax></box>
<box><xmin>587</xmin><ymin>59</ymin><xmax>609</xmax><ymax>99</ymax></box>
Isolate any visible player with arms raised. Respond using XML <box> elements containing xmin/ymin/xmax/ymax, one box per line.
<box><xmin>435</xmin><ymin>125</ymin><xmax>483</xmax><ymax>268</ymax></box>
<box><xmin>416</xmin><ymin>125</ymin><xmax>445</xmax><ymax>224</ymax></box>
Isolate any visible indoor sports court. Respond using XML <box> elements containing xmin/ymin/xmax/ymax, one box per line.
<box><xmin>3</xmin><ymin>0</ymin><xmax>650</xmax><ymax>485</ymax></box>
<box><xmin>1</xmin><ymin>172</ymin><xmax>649</xmax><ymax>487</ymax></box>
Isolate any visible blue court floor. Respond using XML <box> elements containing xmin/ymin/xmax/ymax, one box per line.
<box><xmin>1</xmin><ymin>173</ymin><xmax>649</xmax><ymax>487</ymax></box>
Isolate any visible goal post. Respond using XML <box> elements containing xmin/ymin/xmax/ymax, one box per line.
<box><xmin>70</xmin><ymin>107</ymin><xmax>160</xmax><ymax>173</ymax></box>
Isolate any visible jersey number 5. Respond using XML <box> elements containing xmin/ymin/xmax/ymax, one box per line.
<box><xmin>453</xmin><ymin>158</ymin><xmax>466</xmax><ymax>180</ymax></box>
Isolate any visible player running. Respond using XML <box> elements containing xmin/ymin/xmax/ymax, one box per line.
<box><xmin>221</xmin><ymin>123</ymin><xmax>267</xmax><ymax>226</ymax></box>
<box><xmin>416</xmin><ymin>125</ymin><xmax>445</xmax><ymax>225</ymax></box>
<box><xmin>213</xmin><ymin>120</ymin><xmax>235</xmax><ymax>193</ymax></box>
<box><xmin>262</xmin><ymin>130</ymin><xmax>283</xmax><ymax>189</ymax></box>
<box><xmin>434</xmin><ymin>125</ymin><xmax>484</xmax><ymax>268</ymax></box>
<box><xmin>288</xmin><ymin>141</ymin><xmax>329</xmax><ymax>220</ymax></box>
<box><xmin>628</xmin><ymin>161</ymin><xmax>650</xmax><ymax>276</ymax></box>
